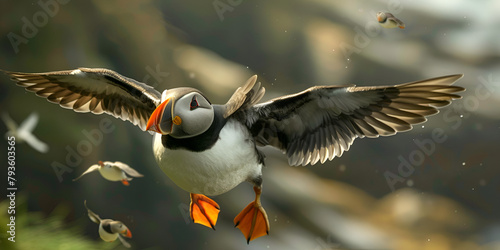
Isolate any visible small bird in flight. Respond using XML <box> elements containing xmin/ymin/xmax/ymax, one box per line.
<box><xmin>73</xmin><ymin>161</ymin><xmax>144</xmax><ymax>186</ymax></box>
<box><xmin>2</xmin><ymin>112</ymin><xmax>49</xmax><ymax>153</ymax></box>
<box><xmin>377</xmin><ymin>12</ymin><xmax>405</xmax><ymax>29</ymax></box>
<box><xmin>84</xmin><ymin>200</ymin><xmax>132</xmax><ymax>248</ymax></box>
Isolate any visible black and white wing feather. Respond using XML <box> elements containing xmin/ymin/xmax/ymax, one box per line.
<box><xmin>224</xmin><ymin>75</ymin><xmax>265</xmax><ymax>118</ymax></box>
<box><xmin>4</xmin><ymin>68</ymin><xmax>161</xmax><ymax>131</ymax></box>
<box><xmin>113</xmin><ymin>161</ymin><xmax>144</xmax><ymax>178</ymax></box>
<box><xmin>84</xmin><ymin>200</ymin><xmax>101</xmax><ymax>224</ymax></box>
<box><xmin>73</xmin><ymin>164</ymin><xmax>100</xmax><ymax>181</ymax></box>
<box><xmin>118</xmin><ymin>234</ymin><xmax>132</xmax><ymax>248</ymax></box>
<box><xmin>249</xmin><ymin>74</ymin><xmax>465</xmax><ymax>166</ymax></box>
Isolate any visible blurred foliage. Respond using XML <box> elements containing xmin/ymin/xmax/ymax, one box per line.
<box><xmin>0</xmin><ymin>196</ymin><xmax>117</xmax><ymax>250</ymax></box>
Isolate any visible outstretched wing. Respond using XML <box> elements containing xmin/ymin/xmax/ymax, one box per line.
<box><xmin>224</xmin><ymin>75</ymin><xmax>265</xmax><ymax>118</ymax></box>
<box><xmin>22</xmin><ymin>132</ymin><xmax>49</xmax><ymax>153</ymax></box>
<box><xmin>113</xmin><ymin>161</ymin><xmax>144</xmax><ymax>178</ymax></box>
<box><xmin>386</xmin><ymin>13</ymin><xmax>405</xmax><ymax>29</ymax></box>
<box><xmin>1</xmin><ymin>113</ymin><xmax>18</xmax><ymax>133</ymax></box>
<box><xmin>118</xmin><ymin>234</ymin><xmax>132</xmax><ymax>248</ymax></box>
<box><xmin>18</xmin><ymin>112</ymin><xmax>39</xmax><ymax>133</ymax></box>
<box><xmin>3</xmin><ymin>68</ymin><xmax>162</xmax><ymax>131</ymax></box>
<box><xmin>73</xmin><ymin>164</ymin><xmax>100</xmax><ymax>181</ymax></box>
<box><xmin>250</xmin><ymin>74</ymin><xmax>465</xmax><ymax>166</ymax></box>
<box><xmin>84</xmin><ymin>200</ymin><xmax>101</xmax><ymax>224</ymax></box>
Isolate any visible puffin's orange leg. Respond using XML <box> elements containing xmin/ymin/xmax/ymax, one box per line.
<box><xmin>121</xmin><ymin>179</ymin><xmax>130</xmax><ymax>186</ymax></box>
<box><xmin>234</xmin><ymin>186</ymin><xmax>270</xmax><ymax>244</ymax></box>
<box><xmin>190</xmin><ymin>193</ymin><xmax>220</xmax><ymax>230</ymax></box>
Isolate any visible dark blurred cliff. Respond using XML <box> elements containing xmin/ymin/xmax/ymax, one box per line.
<box><xmin>0</xmin><ymin>1</ymin><xmax>499</xmax><ymax>249</ymax></box>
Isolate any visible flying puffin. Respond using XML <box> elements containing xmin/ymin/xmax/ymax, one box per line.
<box><xmin>3</xmin><ymin>68</ymin><xmax>464</xmax><ymax>243</ymax></box>
<box><xmin>84</xmin><ymin>200</ymin><xmax>132</xmax><ymax>248</ymax></box>
<box><xmin>377</xmin><ymin>12</ymin><xmax>405</xmax><ymax>29</ymax></box>
<box><xmin>2</xmin><ymin>112</ymin><xmax>49</xmax><ymax>153</ymax></box>
<box><xmin>73</xmin><ymin>161</ymin><xmax>144</xmax><ymax>186</ymax></box>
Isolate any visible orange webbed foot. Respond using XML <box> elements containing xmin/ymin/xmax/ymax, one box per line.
<box><xmin>234</xmin><ymin>186</ymin><xmax>270</xmax><ymax>244</ymax></box>
<box><xmin>121</xmin><ymin>179</ymin><xmax>130</xmax><ymax>186</ymax></box>
<box><xmin>190</xmin><ymin>193</ymin><xmax>220</xmax><ymax>230</ymax></box>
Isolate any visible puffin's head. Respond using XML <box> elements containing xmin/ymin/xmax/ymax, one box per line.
<box><xmin>376</xmin><ymin>12</ymin><xmax>387</xmax><ymax>23</ymax></box>
<box><xmin>110</xmin><ymin>221</ymin><xmax>132</xmax><ymax>238</ymax></box>
<box><xmin>97</xmin><ymin>161</ymin><xmax>114</xmax><ymax>170</ymax></box>
<box><xmin>146</xmin><ymin>88</ymin><xmax>214</xmax><ymax>138</ymax></box>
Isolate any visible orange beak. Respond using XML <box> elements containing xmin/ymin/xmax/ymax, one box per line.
<box><xmin>121</xmin><ymin>228</ymin><xmax>132</xmax><ymax>238</ymax></box>
<box><xmin>146</xmin><ymin>98</ymin><xmax>173</xmax><ymax>134</ymax></box>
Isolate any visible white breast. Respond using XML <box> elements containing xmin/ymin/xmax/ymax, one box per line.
<box><xmin>153</xmin><ymin>119</ymin><xmax>262</xmax><ymax>196</ymax></box>
<box><xmin>380</xmin><ymin>20</ymin><xmax>398</xmax><ymax>28</ymax></box>
<box><xmin>99</xmin><ymin>223</ymin><xmax>118</xmax><ymax>242</ymax></box>
<box><xmin>98</xmin><ymin>167</ymin><xmax>125</xmax><ymax>182</ymax></box>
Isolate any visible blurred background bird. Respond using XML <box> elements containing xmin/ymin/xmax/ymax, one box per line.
<box><xmin>0</xmin><ymin>1</ymin><xmax>499</xmax><ymax>249</ymax></box>
<box><xmin>85</xmin><ymin>200</ymin><xmax>132</xmax><ymax>248</ymax></box>
<box><xmin>1</xmin><ymin>112</ymin><xmax>49</xmax><ymax>153</ymax></box>
<box><xmin>73</xmin><ymin>161</ymin><xmax>144</xmax><ymax>186</ymax></box>
<box><xmin>377</xmin><ymin>12</ymin><xmax>405</xmax><ymax>29</ymax></box>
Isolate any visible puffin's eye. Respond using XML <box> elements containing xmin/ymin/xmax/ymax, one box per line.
<box><xmin>190</xmin><ymin>96</ymin><xmax>199</xmax><ymax>110</ymax></box>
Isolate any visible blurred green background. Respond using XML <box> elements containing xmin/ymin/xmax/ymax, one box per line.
<box><xmin>1</xmin><ymin>0</ymin><xmax>499</xmax><ymax>249</ymax></box>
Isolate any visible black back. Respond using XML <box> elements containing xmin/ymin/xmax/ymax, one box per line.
<box><xmin>101</xmin><ymin>220</ymin><xmax>113</xmax><ymax>234</ymax></box>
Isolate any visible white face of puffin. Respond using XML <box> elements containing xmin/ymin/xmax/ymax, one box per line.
<box><xmin>109</xmin><ymin>221</ymin><xmax>132</xmax><ymax>237</ymax></box>
<box><xmin>376</xmin><ymin>11</ymin><xmax>387</xmax><ymax>22</ymax></box>
<box><xmin>146</xmin><ymin>89</ymin><xmax>214</xmax><ymax>139</ymax></box>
